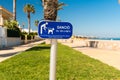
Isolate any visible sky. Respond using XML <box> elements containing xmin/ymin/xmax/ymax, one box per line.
<box><xmin>1</xmin><ymin>0</ymin><xmax>120</xmax><ymax>38</ymax></box>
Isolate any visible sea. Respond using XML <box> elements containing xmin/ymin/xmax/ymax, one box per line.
<box><xmin>91</xmin><ymin>38</ymin><xmax>120</xmax><ymax>41</ymax></box>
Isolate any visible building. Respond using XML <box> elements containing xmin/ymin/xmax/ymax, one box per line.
<box><xmin>0</xmin><ymin>6</ymin><xmax>22</xmax><ymax>48</ymax></box>
<box><xmin>0</xmin><ymin>6</ymin><xmax>13</xmax><ymax>27</ymax></box>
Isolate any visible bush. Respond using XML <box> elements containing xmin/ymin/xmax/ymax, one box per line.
<box><xmin>21</xmin><ymin>34</ymin><xmax>33</xmax><ymax>40</ymax></box>
<box><xmin>29</xmin><ymin>32</ymin><xmax>38</xmax><ymax>36</ymax></box>
<box><xmin>7</xmin><ymin>29</ymin><xmax>21</xmax><ymax>37</ymax></box>
<box><xmin>21</xmin><ymin>34</ymin><xmax>25</xmax><ymax>40</ymax></box>
<box><xmin>4</xmin><ymin>20</ymin><xmax>21</xmax><ymax>37</ymax></box>
<box><xmin>21</xmin><ymin>31</ymin><xmax>27</xmax><ymax>35</ymax></box>
<box><xmin>27</xmin><ymin>35</ymin><xmax>32</xmax><ymax>40</ymax></box>
<box><xmin>21</xmin><ymin>32</ymin><xmax>37</xmax><ymax>40</ymax></box>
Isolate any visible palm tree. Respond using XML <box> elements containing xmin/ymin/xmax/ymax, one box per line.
<box><xmin>41</xmin><ymin>0</ymin><xmax>65</xmax><ymax>21</ymax></box>
<box><xmin>23</xmin><ymin>4</ymin><xmax>35</xmax><ymax>34</ymax></box>
<box><xmin>41</xmin><ymin>0</ymin><xmax>58</xmax><ymax>21</ymax></box>
<box><xmin>13</xmin><ymin>0</ymin><xmax>16</xmax><ymax>20</ymax></box>
<box><xmin>57</xmin><ymin>2</ymin><xmax>66</xmax><ymax>10</ymax></box>
<box><xmin>34</xmin><ymin>20</ymin><xmax>39</xmax><ymax>27</ymax></box>
<box><xmin>119</xmin><ymin>0</ymin><xmax>120</xmax><ymax>4</ymax></box>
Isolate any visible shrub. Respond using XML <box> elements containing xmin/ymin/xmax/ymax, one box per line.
<box><xmin>21</xmin><ymin>34</ymin><xmax>25</xmax><ymax>40</ymax></box>
<box><xmin>27</xmin><ymin>35</ymin><xmax>32</xmax><ymax>40</ymax></box>
<box><xmin>21</xmin><ymin>31</ymin><xmax>28</xmax><ymax>35</ymax></box>
<box><xmin>4</xmin><ymin>20</ymin><xmax>21</xmax><ymax>37</ymax></box>
<box><xmin>21</xmin><ymin>34</ymin><xmax>33</xmax><ymax>40</ymax></box>
<box><xmin>29</xmin><ymin>32</ymin><xmax>38</xmax><ymax>36</ymax></box>
<box><xmin>7</xmin><ymin>29</ymin><xmax>21</xmax><ymax>37</ymax></box>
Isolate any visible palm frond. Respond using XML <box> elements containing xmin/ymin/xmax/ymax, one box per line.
<box><xmin>119</xmin><ymin>0</ymin><xmax>120</xmax><ymax>4</ymax></box>
<box><xmin>23</xmin><ymin>4</ymin><xmax>35</xmax><ymax>13</ymax></box>
<box><xmin>57</xmin><ymin>2</ymin><xmax>66</xmax><ymax>10</ymax></box>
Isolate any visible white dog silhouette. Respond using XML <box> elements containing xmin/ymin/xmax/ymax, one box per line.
<box><xmin>48</xmin><ymin>28</ymin><xmax>54</xmax><ymax>34</ymax></box>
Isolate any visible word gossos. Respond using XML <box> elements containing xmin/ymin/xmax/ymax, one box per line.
<box><xmin>57</xmin><ymin>26</ymin><xmax>70</xmax><ymax>29</ymax></box>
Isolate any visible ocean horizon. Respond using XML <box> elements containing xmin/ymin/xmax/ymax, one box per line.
<box><xmin>91</xmin><ymin>37</ymin><xmax>120</xmax><ymax>41</ymax></box>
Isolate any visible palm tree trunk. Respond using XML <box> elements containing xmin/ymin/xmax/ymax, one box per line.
<box><xmin>42</xmin><ymin>0</ymin><xmax>58</xmax><ymax>21</ymax></box>
<box><xmin>13</xmin><ymin>0</ymin><xmax>16</xmax><ymax>20</ymax></box>
<box><xmin>27</xmin><ymin>13</ymin><xmax>30</xmax><ymax>34</ymax></box>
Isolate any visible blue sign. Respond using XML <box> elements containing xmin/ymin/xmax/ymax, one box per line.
<box><xmin>38</xmin><ymin>21</ymin><xmax>73</xmax><ymax>39</ymax></box>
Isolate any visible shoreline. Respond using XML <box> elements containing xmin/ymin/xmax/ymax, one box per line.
<box><xmin>88</xmin><ymin>39</ymin><xmax>120</xmax><ymax>42</ymax></box>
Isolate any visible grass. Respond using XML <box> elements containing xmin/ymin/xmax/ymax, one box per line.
<box><xmin>0</xmin><ymin>43</ymin><xmax>120</xmax><ymax>80</ymax></box>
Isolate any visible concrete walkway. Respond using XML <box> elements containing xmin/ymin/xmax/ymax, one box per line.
<box><xmin>61</xmin><ymin>42</ymin><xmax>120</xmax><ymax>70</ymax></box>
<box><xmin>0</xmin><ymin>40</ymin><xmax>45</xmax><ymax>62</ymax></box>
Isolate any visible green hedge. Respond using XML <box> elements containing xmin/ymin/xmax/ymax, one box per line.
<box><xmin>21</xmin><ymin>34</ymin><xmax>25</xmax><ymax>40</ymax></box>
<box><xmin>21</xmin><ymin>34</ymin><xmax>35</xmax><ymax>40</ymax></box>
<box><xmin>7</xmin><ymin>29</ymin><xmax>21</xmax><ymax>37</ymax></box>
<box><xmin>27</xmin><ymin>35</ymin><xmax>32</xmax><ymax>40</ymax></box>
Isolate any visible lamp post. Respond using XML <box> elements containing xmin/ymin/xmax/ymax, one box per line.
<box><xmin>22</xmin><ymin>23</ymin><xmax>25</xmax><ymax>32</ymax></box>
<box><xmin>13</xmin><ymin>0</ymin><xmax>16</xmax><ymax>20</ymax></box>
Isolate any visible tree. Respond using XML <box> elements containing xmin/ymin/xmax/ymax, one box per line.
<box><xmin>13</xmin><ymin>0</ymin><xmax>16</xmax><ymax>20</ymax></box>
<box><xmin>41</xmin><ymin>0</ymin><xmax>65</xmax><ymax>21</ymax></box>
<box><xmin>4</xmin><ymin>20</ymin><xmax>21</xmax><ymax>37</ymax></box>
<box><xmin>57</xmin><ymin>2</ymin><xmax>66</xmax><ymax>11</ymax></box>
<box><xmin>23</xmin><ymin>4</ymin><xmax>35</xmax><ymax>34</ymax></box>
<box><xmin>41</xmin><ymin>0</ymin><xmax>58</xmax><ymax>21</ymax></box>
<box><xmin>4</xmin><ymin>20</ymin><xmax>18</xmax><ymax>30</ymax></box>
<box><xmin>34</xmin><ymin>20</ymin><xmax>39</xmax><ymax>27</ymax></box>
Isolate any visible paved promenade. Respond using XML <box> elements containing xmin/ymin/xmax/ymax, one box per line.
<box><xmin>61</xmin><ymin>41</ymin><xmax>120</xmax><ymax>70</ymax></box>
<box><xmin>0</xmin><ymin>40</ymin><xmax>45</xmax><ymax>62</ymax></box>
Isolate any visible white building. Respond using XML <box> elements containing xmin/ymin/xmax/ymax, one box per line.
<box><xmin>0</xmin><ymin>6</ymin><xmax>13</xmax><ymax>27</ymax></box>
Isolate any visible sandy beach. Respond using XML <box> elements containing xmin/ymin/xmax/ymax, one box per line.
<box><xmin>59</xmin><ymin>39</ymin><xmax>120</xmax><ymax>70</ymax></box>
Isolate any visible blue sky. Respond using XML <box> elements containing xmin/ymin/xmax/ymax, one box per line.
<box><xmin>1</xmin><ymin>0</ymin><xmax>120</xmax><ymax>37</ymax></box>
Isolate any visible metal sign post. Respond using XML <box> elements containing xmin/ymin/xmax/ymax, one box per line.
<box><xmin>50</xmin><ymin>39</ymin><xmax>57</xmax><ymax>80</ymax></box>
<box><xmin>38</xmin><ymin>21</ymin><xmax>73</xmax><ymax>80</ymax></box>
